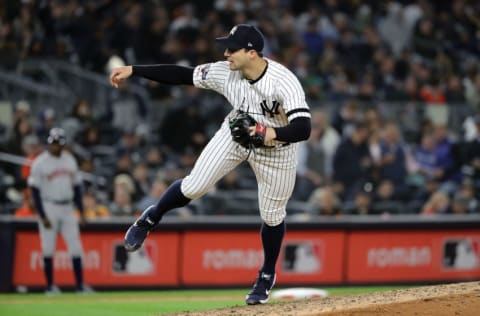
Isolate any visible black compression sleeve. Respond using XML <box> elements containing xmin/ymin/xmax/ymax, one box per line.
<box><xmin>132</xmin><ymin>64</ymin><xmax>194</xmax><ymax>85</ymax></box>
<box><xmin>30</xmin><ymin>186</ymin><xmax>47</xmax><ymax>219</ymax></box>
<box><xmin>274</xmin><ymin>117</ymin><xmax>311</xmax><ymax>143</ymax></box>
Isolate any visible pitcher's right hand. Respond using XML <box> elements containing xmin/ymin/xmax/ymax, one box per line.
<box><xmin>109</xmin><ymin>66</ymin><xmax>133</xmax><ymax>88</ymax></box>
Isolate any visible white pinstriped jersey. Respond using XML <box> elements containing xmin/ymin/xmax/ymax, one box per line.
<box><xmin>28</xmin><ymin>150</ymin><xmax>82</xmax><ymax>202</ymax></box>
<box><xmin>180</xmin><ymin>58</ymin><xmax>310</xmax><ymax>225</ymax></box>
<box><xmin>193</xmin><ymin>58</ymin><xmax>311</xmax><ymax>146</ymax></box>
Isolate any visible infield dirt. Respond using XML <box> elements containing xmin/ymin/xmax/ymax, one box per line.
<box><xmin>169</xmin><ymin>281</ymin><xmax>480</xmax><ymax>316</ymax></box>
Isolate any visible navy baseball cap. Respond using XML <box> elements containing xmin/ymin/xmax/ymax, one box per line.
<box><xmin>216</xmin><ymin>24</ymin><xmax>264</xmax><ymax>52</ymax></box>
<box><xmin>47</xmin><ymin>127</ymin><xmax>66</xmax><ymax>145</ymax></box>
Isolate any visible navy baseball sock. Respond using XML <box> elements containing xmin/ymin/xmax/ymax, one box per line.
<box><xmin>260</xmin><ymin>221</ymin><xmax>285</xmax><ymax>275</ymax></box>
<box><xmin>72</xmin><ymin>257</ymin><xmax>83</xmax><ymax>290</ymax></box>
<box><xmin>43</xmin><ymin>257</ymin><xmax>53</xmax><ymax>288</ymax></box>
<box><xmin>149</xmin><ymin>179</ymin><xmax>191</xmax><ymax>222</ymax></box>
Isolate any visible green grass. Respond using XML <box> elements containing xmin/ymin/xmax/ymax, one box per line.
<box><xmin>0</xmin><ymin>286</ymin><xmax>410</xmax><ymax>316</ymax></box>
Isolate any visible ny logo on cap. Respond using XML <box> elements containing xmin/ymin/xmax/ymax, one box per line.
<box><xmin>230</xmin><ymin>26</ymin><xmax>238</xmax><ymax>35</ymax></box>
<box><xmin>247</xmin><ymin>42</ymin><xmax>253</xmax><ymax>47</ymax></box>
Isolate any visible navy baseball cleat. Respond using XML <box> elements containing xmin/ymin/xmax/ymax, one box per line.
<box><xmin>124</xmin><ymin>205</ymin><xmax>157</xmax><ymax>252</ymax></box>
<box><xmin>245</xmin><ymin>272</ymin><xmax>276</xmax><ymax>305</ymax></box>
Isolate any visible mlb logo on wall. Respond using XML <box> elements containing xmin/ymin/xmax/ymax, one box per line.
<box><xmin>442</xmin><ymin>238</ymin><xmax>480</xmax><ymax>270</ymax></box>
<box><xmin>112</xmin><ymin>241</ymin><xmax>156</xmax><ymax>275</ymax></box>
<box><xmin>282</xmin><ymin>241</ymin><xmax>323</xmax><ymax>274</ymax></box>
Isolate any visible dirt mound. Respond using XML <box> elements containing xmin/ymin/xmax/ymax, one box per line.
<box><xmin>172</xmin><ymin>281</ymin><xmax>480</xmax><ymax>316</ymax></box>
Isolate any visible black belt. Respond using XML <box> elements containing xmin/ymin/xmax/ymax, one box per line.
<box><xmin>262</xmin><ymin>142</ymin><xmax>291</xmax><ymax>149</ymax></box>
<box><xmin>47</xmin><ymin>199</ymin><xmax>71</xmax><ymax>205</ymax></box>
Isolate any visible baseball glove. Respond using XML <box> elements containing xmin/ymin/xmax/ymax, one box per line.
<box><xmin>229</xmin><ymin>111</ymin><xmax>266</xmax><ymax>148</ymax></box>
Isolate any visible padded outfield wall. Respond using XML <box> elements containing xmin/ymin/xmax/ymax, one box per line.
<box><xmin>0</xmin><ymin>215</ymin><xmax>479</xmax><ymax>292</ymax></box>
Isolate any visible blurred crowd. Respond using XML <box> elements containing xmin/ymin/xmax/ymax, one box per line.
<box><xmin>1</xmin><ymin>0</ymin><xmax>480</xmax><ymax>218</ymax></box>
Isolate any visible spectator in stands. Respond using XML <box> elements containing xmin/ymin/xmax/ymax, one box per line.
<box><xmin>464</xmin><ymin>70</ymin><xmax>480</xmax><ymax>111</ymax></box>
<box><xmin>108</xmin><ymin>4</ymin><xmax>148</xmax><ymax>65</ymax></box>
<box><xmin>432</xmin><ymin>124</ymin><xmax>463</xmax><ymax>193</ymax></box>
<box><xmin>446</xmin><ymin>1</ymin><xmax>479</xmax><ymax>56</ymax></box>
<box><xmin>421</xmin><ymin>77</ymin><xmax>448</xmax><ymax>126</ymax></box>
<box><xmin>132</xmin><ymin>162</ymin><xmax>150</xmax><ymax>200</ymax></box>
<box><xmin>344</xmin><ymin>182</ymin><xmax>374</xmax><ymax>215</ymax></box>
<box><xmin>145</xmin><ymin>147</ymin><xmax>165</xmax><ymax>171</ymax></box>
<box><xmin>464</xmin><ymin>120</ymin><xmax>480</xmax><ymax>192</ymax></box>
<box><xmin>62</xmin><ymin>98</ymin><xmax>96</xmax><ymax>143</ymax></box>
<box><xmin>365</xmin><ymin>108</ymin><xmax>384</xmax><ymax>159</ymax></box>
<box><xmin>327</xmin><ymin>72</ymin><xmax>354</xmax><ymax>103</ymax></box>
<box><xmin>366</xmin><ymin>106</ymin><xmax>384</xmax><ymax>127</ymax></box>
<box><xmin>77</xmin><ymin>157</ymin><xmax>100</xmax><ymax>192</ymax></box>
<box><xmin>142</xmin><ymin>6</ymin><xmax>171</xmax><ymax>64</ymax></box>
<box><xmin>76</xmin><ymin>125</ymin><xmax>101</xmax><ymax>151</ymax></box>
<box><xmin>433</xmin><ymin>50</ymin><xmax>455</xmax><ymax>83</ymax></box>
<box><xmin>375</xmin><ymin>54</ymin><xmax>397</xmax><ymax>96</ymax></box>
<box><xmin>4</xmin><ymin>117</ymin><xmax>34</xmax><ymax>156</ymax></box>
<box><xmin>104</xmin><ymin>65</ymin><xmax>149</xmax><ymax>135</ymax></box>
<box><xmin>412</xmin><ymin>17</ymin><xmax>439</xmax><ymax>60</ymax></box>
<box><xmin>114</xmin><ymin>128</ymin><xmax>147</xmax><ymax>160</ymax></box>
<box><xmin>76</xmin><ymin>190</ymin><xmax>110</xmax><ymax>220</ymax></box>
<box><xmin>413</xmin><ymin>132</ymin><xmax>440</xmax><ymax>182</ymax></box>
<box><xmin>109</xmin><ymin>174</ymin><xmax>136</xmax><ymax>217</ymax></box>
<box><xmin>109</xmin><ymin>150</ymin><xmax>141</xmax><ymax>203</ymax></box>
<box><xmin>14</xmin><ymin>189</ymin><xmax>35</xmax><ymax>218</ymax></box>
<box><xmin>302</xmin><ymin>18</ymin><xmax>324</xmax><ymax>61</ymax></box>
<box><xmin>136</xmin><ymin>177</ymin><xmax>167</xmax><ymax>213</ymax></box>
<box><xmin>13</xmin><ymin>100</ymin><xmax>32</xmax><ymax>124</ymax></box>
<box><xmin>376</xmin><ymin>122</ymin><xmax>409</xmax><ymax>200</ymax></box>
<box><xmin>159</xmin><ymin>86</ymin><xmax>208</xmax><ymax>156</ymax></box>
<box><xmin>388</xmin><ymin>75</ymin><xmax>422</xmax><ymax>102</ymax></box>
<box><xmin>455</xmin><ymin>178</ymin><xmax>479</xmax><ymax>213</ymax></box>
<box><xmin>421</xmin><ymin>190</ymin><xmax>450</xmax><ymax>215</ymax></box>
<box><xmin>450</xmin><ymin>194</ymin><xmax>470</xmax><ymax>215</ymax></box>
<box><xmin>447</xmin><ymin>178</ymin><xmax>478</xmax><ymax>215</ymax></box>
<box><xmin>114</xmin><ymin>149</ymin><xmax>135</xmax><ymax>176</ymax></box>
<box><xmin>0</xmin><ymin>17</ymin><xmax>19</xmax><ymax>69</ymax></box>
<box><xmin>378</xmin><ymin>2</ymin><xmax>413</xmax><ymax>57</ymax></box>
<box><xmin>333</xmin><ymin>121</ymin><xmax>372</xmax><ymax>201</ymax></box>
<box><xmin>307</xmin><ymin>186</ymin><xmax>341</xmax><ymax>216</ymax></box>
<box><xmin>20</xmin><ymin>134</ymin><xmax>43</xmax><ymax>181</ymax></box>
<box><xmin>409</xmin><ymin>175</ymin><xmax>440</xmax><ymax>213</ymax></box>
<box><xmin>36</xmin><ymin>108</ymin><xmax>57</xmax><ymax>141</ymax></box>
<box><xmin>317</xmin><ymin>39</ymin><xmax>338</xmax><ymax>78</ymax></box>
<box><xmin>296</xmin><ymin>110</ymin><xmax>340</xmax><ymax>200</ymax></box>
<box><xmin>331</xmin><ymin>99</ymin><xmax>360</xmax><ymax>137</ymax></box>
<box><xmin>356</xmin><ymin>25</ymin><xmax>382</xmax><ymax>74</ymax></box>
<box><xmin>372</xmin><ymin>180</ymin><xmax>404</xmax><ymax>214</ymax></box>
<box><xmin>445</xmin><ymin>75</ymin><xmax>466</xmax><ymax>104</ymax></box>
<box><xmin>357</xmin><ymin>72</ymin><xmax>376</xmax><ymax>102</ymax></box>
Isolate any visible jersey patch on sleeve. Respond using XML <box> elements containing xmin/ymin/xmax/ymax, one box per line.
<box><xmin>200</xmin><ymin>64</ymin><xmax>211</xmax><ymax>80</ymax></box>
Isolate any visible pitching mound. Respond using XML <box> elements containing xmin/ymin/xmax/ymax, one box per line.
<box><xmin>172</xmin><ymin>281</ymin><xmax>480</xmax><ymax>316</ymax></box>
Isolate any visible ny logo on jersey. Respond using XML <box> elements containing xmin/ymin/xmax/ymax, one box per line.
<box><xmin>260</xmin><ymin>100</ymin><xmax>280</xmax><ymax>118</ymax></box>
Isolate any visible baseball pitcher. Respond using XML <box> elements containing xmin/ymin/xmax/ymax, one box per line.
<box><xmin>110</xmin><ymin>24</ymin><xmax>311</xmax><ymax>305</ymax></box>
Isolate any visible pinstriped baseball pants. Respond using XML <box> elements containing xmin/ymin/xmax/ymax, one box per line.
<box><xmin>181</xmin><ymin>122</ymin><xmax>297</xmax><ymax>226</ymax></box>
